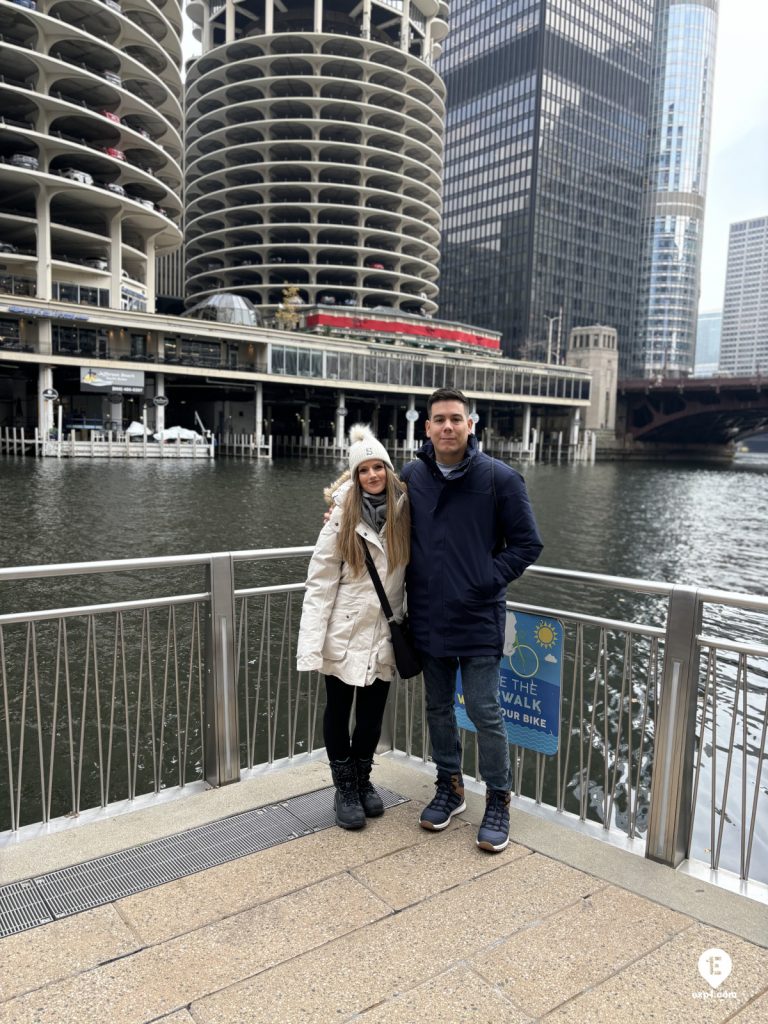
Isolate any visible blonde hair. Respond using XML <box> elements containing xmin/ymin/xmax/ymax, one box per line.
<box><xmin>337</xmin><ymin>466</ymin><xmax>410</xmax><ymax>576</ymax></box>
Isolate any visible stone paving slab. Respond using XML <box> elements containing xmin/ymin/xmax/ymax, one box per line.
<box><xmin>191</xmin><ymin>854</ymin><xmax>598</xmax><ymax>1024</ymax></box>
<box><xmin>0</xmin><ymin>904</ymin><xmax>140</xmax><ymax>1003</ymax></box>
<box><xmin>1</xmin><ymin>759</ymin><xmax>767</xmax><ymax>1024</ymax></box>
<box><xmin>115</xmin><ymin>801</ymin><xmax>433</xmax><ymax>945</ymax></box>
<box><xmin>470</xmin><ymin>884</ymin><xmax>693</xmax><ymax>1018</ymax></box>
<box><xmin>0</xmin><ymin>874</ymin><xmax>391</xmax><ymax>1024</ymax></box>
<box><xmin>351</xmin><ymin>823</ymin><xmax>530</xmax><ymax>911</ymax></box>
<box><xmin>542</xmin><ymin>923</ymin><xmax>768</xmax><ymax>1023</ymax></box>
<box><xmin>355</xmin><ymin>963</ymin><xmax>531</xmax><ymax>1023</ymax></box>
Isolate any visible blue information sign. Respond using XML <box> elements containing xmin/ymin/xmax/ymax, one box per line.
<box><xmin>455</xmin><ymin>610</ymin><xmax>563</xmax><ymax>754</ymax></box>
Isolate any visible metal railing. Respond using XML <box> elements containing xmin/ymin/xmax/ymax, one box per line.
<box><xmin>0</xmin><ymin>548</ymin><xmax>766</xmax><ymax>893</ymax></box>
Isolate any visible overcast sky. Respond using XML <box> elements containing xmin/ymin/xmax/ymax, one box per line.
<box><xmin>181</xmin><ymin>3</ymin><xmax>766</xmax><ymax>315</ymax></box>
<box><xmin>699</xmin><ymin>0</ymin><xmax>768</xmax><ymax>312</ymax></box>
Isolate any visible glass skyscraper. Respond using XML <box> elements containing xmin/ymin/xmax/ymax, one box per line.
<box><xmin>630</xmin><ymin>0</ymin><xmax>718</xmax><ymax>378</ymax></box>
<box><xmin>437</xmin><ymin>1</ymin><xmax>655</xmax><ymax>362</ymax></box>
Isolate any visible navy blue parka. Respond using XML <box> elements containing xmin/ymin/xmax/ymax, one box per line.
<box><xmin>402</xmin><ymin>435</ymin><xmax>543</xmax><ymax>657</ymax></box>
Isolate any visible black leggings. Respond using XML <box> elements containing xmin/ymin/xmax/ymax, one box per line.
<box><xmin>324</xmin><ymin>675</ymin><xmax>391</xmax><ymax>762</ymax></box>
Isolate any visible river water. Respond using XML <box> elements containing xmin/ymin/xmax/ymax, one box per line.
<box><xmin>1</xmin><ymin>452</ymin><xmax>767</xmax><ymax>880</ymax></box>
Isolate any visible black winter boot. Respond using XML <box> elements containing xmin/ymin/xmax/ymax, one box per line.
<box><xmin>329</xmin><ymin>758</ymin><xmax>366</xmax><ymax>830</ymax></box>
<box><xmin>355</xmin><ymin>757</ymin><xmax>384</xmax><ymax>817</ymax></box>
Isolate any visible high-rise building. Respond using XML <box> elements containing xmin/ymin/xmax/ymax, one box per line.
<box><xmin>694</xmin><ymin>309</ymin><xmax>721</xmax><ymax>376</ymax></box>
<box><xmin>437</xmin><ymin>1</ymin><xmax>655</xmax><ymax>362</ymax></box>
<box><xmin>630</xmin><ymin>0</ymin><xmax>718</xmax><ymax>378</ymax></box>
<box><xmin>183</xmin><ymin>0</ymin><xmax>449</xmax><ymax>316</ymax></box>
<box><xmin>719</xmin><ymin>216</ymin><xmax>768</xmax><ymax>375</ymax></box>
<box><xmin>0</xmin><ymin>0</ymin><xmax>183</xmax><ymax>316</ymax></box>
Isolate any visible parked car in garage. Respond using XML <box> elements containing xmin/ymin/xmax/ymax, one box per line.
<box><xmin>84</xmin><ymin>257</ymin><xmax>108</xmax><ymax>271</ymax></box>
<box><xmin>0</xmin><ymin>242</ymin><xmax>19</xmax><ymax>254</ymax></box>
<box><xmin>100</xmin><ymin>110</ymin><xmax>121</xmax><ymax>123</ymax></box>
<box><xmin>10</xmin><ymin>153</ymin><xmax>39</xmax><ymax>169</ymax></box>
<box><xmin>101</xmin><ymin>181</ymin><xmax>126</xmax><ymax>195</ymax></box>
<box><xmin>103</xmin><ymin>146</ymin><xmax>126</xmax><ymax>161</ymax></box>
<box><xmin>60</xmin><ymin>167</ymin><xmax>94</xmax><ymax>185</ymax></box>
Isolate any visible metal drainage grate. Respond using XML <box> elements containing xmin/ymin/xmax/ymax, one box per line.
<box><xmin>0</xmin><ymin>784</ymin><xmax>408</xmax><ymax>938</ymax></box>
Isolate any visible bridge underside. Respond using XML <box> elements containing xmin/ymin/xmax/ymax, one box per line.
<box><xmin>620</xmin><ymin>378</ymin><xmax>768</xmax><ymax>444</ymax></box>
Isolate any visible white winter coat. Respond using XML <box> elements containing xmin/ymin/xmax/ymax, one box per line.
<box><xmin>296</xmin><ymin>481</ymin><xmax>406</xmax><ymax>687</ymax></box>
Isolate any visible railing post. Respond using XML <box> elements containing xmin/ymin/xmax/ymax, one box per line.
<box><xmin>204</xmin><ymin>554</ymin><xmax>241</xmax><ymax>787</ymax></box>
<box><xmin>646</xmin><ymin>585</ymin><xmax>702</xmax><ymax>868</ymax></box>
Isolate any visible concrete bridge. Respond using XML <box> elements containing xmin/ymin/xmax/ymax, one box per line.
<box><xmin>618</xmin><ymin>375</ymin><xmax>768</xmax><ymax>447</ymax></box>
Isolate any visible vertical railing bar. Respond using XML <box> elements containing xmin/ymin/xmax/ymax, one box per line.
<box><xmin>582</xmin><ymin>627</ymin><xmax>603</xmax><ymax>822</ymax></box>
<box><xmin>310</xmin><ymin>670</ymin><xmax>321</xmax><ymax>752</ymax></box>
<box><xmin>119</xmin><ymin>610</ymin><xmax>131</xmax><ymax>801</ymax></box>
<box><xmin>606</xmin><ymin>634</ymin><xmax>630</xmax><ymax>833</ymax></box>
<box><xmin>0</xmin><ymin>626</ymin><xmax>17</xmax><ymax>831</ymax></box>
<box><xmin>625</xmin><ymin>637</ymin><xmax>634</xmax><ymax>837</ymax></box>
<box><xmin>278</xmin><ymin>596</ymin><xmax>291</xmax><ymax>757</ymax></box>
<box><xmin>62</xmin><ymin>620</ymin><xmax>75</xmax><ymax>818</ymax></box>
<box><xmin>421</xmin><ymin>678</ymin><xmax>428</xmax><ymax>763</ymax></box>
<box><xmin>740</xmin><ymin>653</ymin><xmax>748</xmax><ymax>880</ymax></box>
<box><xmin>158</xmin><ymin>606</ymin><xmax>172</xmax><ymax>793</ymax></box>
<box><xmin>47</xmin><ymin>621</ymin><xmax>63</xmax><ymax>824</ymax></box>
<box><xmin>237</xmin><ymin>597</ymin><xmax>250</xmax><ymax>768</ymax></box>
<box><xmin>686</xmin><ymin>647</ymin><xmax>713</xmax><ymax>864</ymax></box>
<box><xmin>105</xmin><ymin>612</ymin><xmax>121</xmax><ymax>807</ymax></box>
<box><xmin>132</xmin><ymin>609</ymin><xmax>147</xmax><ymax>800</ymax></box>
<box><xmin>146</xmin><ymin>609</ymin><xmax>158</xmax><ymax>793</ymax></box>
<box><xmin>288</xmin><ymin>596</ymin><xmax>297</xmax><ymax>757</ymax></box>
<box><xmin>90</xmin><ymin>615</ymin><xmax>105</xmax><ymax>808</ymax></box>
<box><xmin>30</xmin><ymin>621</ymin><xmax>49</xmax><ymax>824</ymax></box>
<box><xmin>290</xmin><ymin>604</ymin><xmax>303</xmax><ymax>757</ymax></box>
<box><xmin>15</xmin><ymin>622</ymin><xmax>31</xmax><ymax>828</ymax></box>
<box><xmin>171</xmin><ymin>605</ymin><xmax>182</xmax><ymax>789</ymax></box>
<box><xmin>76</xmin><ymin>616</ymin><xmax>92</xmax><ymax>815</ymax></box>
<box><xmin>744</xmin><ymin>659</ymin><xmax>768</xmax><ymax>878</ymax></box>
<box><xmin>266</xmin><ymin>596</ymin><xmax>274</xmax><ymax>764</ymax></box>
<box><xmin>577</xmin><ymin>624</ymin><xmax>586</xmax><ymax>820</ymax></box>
<box><xmin>710</xmin><ymin>650</ymin><xmax>718</xmax><ymax>868</ymax></box>
<box><xmin>181</xmin><ymin>603</ymin><xmax>197</xmax><ymax>786</ymax></box>
<box><xmin>601</xmin><ymin>633</ymin><xmax>610</xmax><ymax>830</ymax></box>
<box><xmin>560</xmin><ymin>623</ymin><xmax>581</xmax><ymax>813</ymax></box>
<box><xmin>714</xmin><ymin>650</ymin><xmax>741</xmax><ymax>870</ymax></box>
<box><xmin>250</xmin><ymin>597</ymin><xmax>268</xmax><ymax>769</ymax></box>
<box><xmin>195</xmin><ymin>602</ymin><xmax>205</xmax><ymax>777</ymax></box>
<box><xmin>632</xmin><ymin>635</ymin><xmax>655</xmax><ymax>840</ymax></box>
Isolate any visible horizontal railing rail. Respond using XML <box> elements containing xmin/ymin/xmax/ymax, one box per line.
<box><xmin>0</xmin><ymin>549</ymin><xmax>765</xmax><ymax>895</ymax></box>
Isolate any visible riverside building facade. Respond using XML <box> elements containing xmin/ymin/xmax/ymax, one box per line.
<box><xmin>0</xmin><ymin>0</ymin><xmax>184</xmax><ymax>322</ymax></box>
<box><xmin>630</xmin><ymin>0</ymin><xmax>719</xmax><ymax>378</ymax></box>
<box><xmin>719</xmin><ymin>216</ymin><xmax>768</xmax><ymax>376</ymax></box>
<box><xmin>437</xmin><ymin>0</ymin><xmax>655</xmax><ymax>365</ymax></box>
<box><xmin>183</xmin><ymin>0</ymin><xmax>450</xmax><ymax>318</ymax></box>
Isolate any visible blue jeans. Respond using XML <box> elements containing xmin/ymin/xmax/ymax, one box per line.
<box><xmin>421</xmin><ymin>653</ymin><xmax>512</xmax><ymax>791</ymax></box>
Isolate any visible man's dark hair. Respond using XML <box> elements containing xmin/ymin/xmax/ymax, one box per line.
<box><xmin>427</xmin><ymin>388</ymin><xmax>470</xmax><ymax>416</ymax></box>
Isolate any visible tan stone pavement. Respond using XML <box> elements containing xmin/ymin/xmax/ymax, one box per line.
<box><xmin>0</xmin><ymin>756</ymin><xmax>766</xmax><ymax>1024</ymax></box>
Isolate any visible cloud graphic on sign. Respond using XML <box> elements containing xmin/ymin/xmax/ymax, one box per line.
<box><xmin>544</xmin><ymin>654</ymin><xmax>558</xmax><ymax>663</ymax></box>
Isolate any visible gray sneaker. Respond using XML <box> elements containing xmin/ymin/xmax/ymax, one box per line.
<box><xmin>419</xmin><ymin>772</ymin><xmax>466</xmax><ymax>830</ymax></box>
<box><xmin>476</xmin><ymin>789</ymin><xmax>511</xmax><ymax>852</ymax></box>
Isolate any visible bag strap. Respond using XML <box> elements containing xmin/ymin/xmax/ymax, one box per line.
<box><xmin>361</xmin><ymin>540</ymin><xmax>395</xmax><ymax>622</ymax></box>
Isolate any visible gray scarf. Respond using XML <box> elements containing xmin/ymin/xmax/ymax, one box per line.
<box><xmin>361</xmin><ymin>492</ymin><xmax>387</xmax><ymax>533</ymax></box>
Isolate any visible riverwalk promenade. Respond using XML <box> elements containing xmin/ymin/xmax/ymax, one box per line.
<box><xmin>1</xmin><ymin>756</ymin><xmax>766</xmax><ymax>1024</ymax></box>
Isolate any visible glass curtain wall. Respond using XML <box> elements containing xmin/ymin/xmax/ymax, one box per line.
<box><xmin>631</xmin><ymin>0</ymin><xmax>718</xmax><ymax>378</ymax></box>
<box><xmin>438</xmin><ymin>0</ymin><xmax>654</xmax><ymax>362</ymax></box>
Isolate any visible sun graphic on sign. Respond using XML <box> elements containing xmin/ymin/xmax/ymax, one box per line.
<box><xmin>534</xmin><ymin>621</ymin><xmax>557</xmax><ymax>648</ymax></box>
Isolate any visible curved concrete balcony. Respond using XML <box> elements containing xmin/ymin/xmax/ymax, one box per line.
<box><xmin>0</xmin><ymin>0</ymin><xmax>183</xmax><ymax>310</ymax></box>
<box><xmin>185</xmin><ymin>30</ymin><xmax>446</xmax><ymax>314</ymax></box>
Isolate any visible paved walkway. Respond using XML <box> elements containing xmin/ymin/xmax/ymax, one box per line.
<box><xmin>1</xmin><ymin>757</ymin><xmax>766</xmax><ymax>1024</ymax></box>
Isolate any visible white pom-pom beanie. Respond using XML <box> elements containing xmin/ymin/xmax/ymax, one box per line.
<box><xmin>347</xmin><ymin>424</ymin><xmax>393</xmax><ymax>477</ymax></box>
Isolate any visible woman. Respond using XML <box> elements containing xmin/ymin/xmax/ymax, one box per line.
<box><xmin>297</xmin><ymin>425</ymin><xmax>410</xmax><ymax>829</ymax></box>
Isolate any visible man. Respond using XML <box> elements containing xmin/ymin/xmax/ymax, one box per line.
<box><xmin>402</xmin><ymin>388</ymin><xmax>543</xmax><ymax>852</ymax></box>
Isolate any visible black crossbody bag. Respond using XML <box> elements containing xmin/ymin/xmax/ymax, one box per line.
<box><xmin>361</xmin><ymin>541</ymin><xmax>422</xmax><ymax>679</ymax></box>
